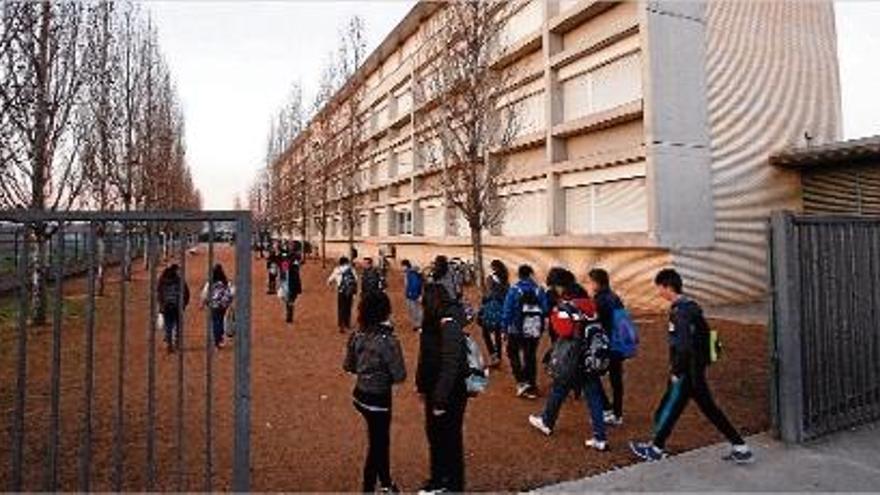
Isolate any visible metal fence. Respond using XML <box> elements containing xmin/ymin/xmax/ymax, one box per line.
<box><xmin>769</xmin><ymin>211</ymin><xmax>880</xmax><ymax>442</ymax></box>
<box><xmin>0</xmin><ymin>210</ymin><xmax>252</xmax><ymax>491</ymax></box>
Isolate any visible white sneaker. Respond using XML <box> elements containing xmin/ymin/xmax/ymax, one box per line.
<box><xmin>603</xmin><ymin>410</ymin><xmax>623</xmax><ymax>426</ymax></box>
<box><xmin>528</xmin><ymin>414</ymin><xmax>552</xmax><ymax>436</ymax></box>
<box><xmin>584</xmin><ymin>438</ymin><xmax>608</xmax><ymax>451</ymax></box>
<box><xmin>516</xmin><ymin>383</ymin><xmax>530</xmax><ymax>397</ymax></box>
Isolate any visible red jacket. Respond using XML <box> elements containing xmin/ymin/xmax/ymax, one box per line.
<box><xmin>549</xmin><ymin>294</ymin><xmax>597</xmax><ymax>340</ymax></box>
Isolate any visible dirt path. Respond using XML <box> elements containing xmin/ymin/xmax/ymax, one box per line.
<box><xmin>1</xmin><ymin>246</ymin><xmax>769</xmax><ymax>491</ymax></box>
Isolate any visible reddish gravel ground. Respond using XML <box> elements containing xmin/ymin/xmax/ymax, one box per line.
<box><xmin>0</xmin><ymin>246</ymin><xmax>769</xmax><ymax>492</ymax></box>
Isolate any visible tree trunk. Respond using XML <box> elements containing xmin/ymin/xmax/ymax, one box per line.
<box><xmin>29</xmin><ymin>229</ymin><xmax>49</xmax><ymax>325</ymax></box>
<box><xmin>97</xmin><ymin>234</ymin><xmax>106</xmax><ymax>297</ymax></box>
<box><xmin>471</xmin><ymin>225</ymin><xmax>486</xmax><ymax>294</ymax></box>
<box><xmin>320</xmin><ymin>226</ymin><xmax>327</xmax><ymax>269</ymax></box>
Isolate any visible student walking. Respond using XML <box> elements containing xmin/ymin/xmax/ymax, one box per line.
<box><xmin>200</xmin><ymin>264</ymin><xmax>234</xmax><ymax>349</ymax></box>
<box><xmin>361</xmin><ymin>257</ymin><xmax>386</xmax><ymax>296</ymax></box>
<box><xmin>502</xmin><ymin>264</ymin><xmax>549</xmax><ymax>399</ymax></box>
<box><xmin>281</xmin><ymin>254</ymin><xmax>302</xmax><ymax>324</ymax></box>
<box><xmin>157</xmin><ymin>264</ymin><xmax>190</xmax><ymax>353</ymax></box>
<box><xmin>328</xmin><ymin>257</ymin><xmax>358</xmax><ymax>333</ymax></box>
<box><xmin>528</xmin><ymin>268</ymin><xmax>608</xmax><ymax>451</ymax></box>
<box><xmin>477</xmin><ymin>259</ymin><xmax>509</xmax><ymax>368</ymax></box>
<box><xmin>416</xmin><ymin>282</ymin><xmax>469</xmax><ymax>493</ymax></box>
<box><xmin>588</xmin><ymin>268</ymin><xmax>627</xmax><ymax>426</ymax></box>
<box><xmin>343</xmin><ymin>291</ymin><xmax>407</xmax><ymax>493</ymax></box>
<box><xmin>630</xmin><ymin>269</ymin><xmax>753</xmax><ymax>464</ymax></box>
<box><xmin>402</xmin><ymin>259</ymin><xmax>424</xmax><ymax>332</ymax></box>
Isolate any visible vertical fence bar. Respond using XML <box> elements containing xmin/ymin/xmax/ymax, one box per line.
<box><xmin>204</xmin><ymin>223</ymin><xmax>215</xmax><ymax>491</ymax></box>
<box><xmin>770</xmin><ymin>211</ymin><xmax>805</xmax><ymax>443</ymax></box>
<box><xmin>233</xmin><ymin>215</ymin><xmax>252</xmax><ymax>491</ymax></box>
<box><xmin>112</xmin><ymin>223</ymin><xmax>129</xmax><ymax>491</ymax></box>
<box><xmin>146</xmin><ymin>225</ymin><xmax>159</xmax><ymax>491</ymax></box>
<box><xmin>9</xmin><ymin>224</ymin><xmax>30</xmax><ymax>491</ymax></box>
<box><xmin>78</xmin><ymin>223</ymin><xmax>98</xmax><ymax>491</ymax></box>
<box><xmin>176</xmin><ymin>231</ymin><xmax>187</xmax><ymax>491</ymax></box>
<box><xmin>44</xmin><ymin>223</ymin><xmax>65</xmax><ymax>491</ymax></box>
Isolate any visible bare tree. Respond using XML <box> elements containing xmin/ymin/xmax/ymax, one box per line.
<box><xmin>309</xmin><ymin>54</ymin><xmax>340</xmax><ymax>267</ymax></box>
<box><xmin>417</xmin><ymin>1</ymin><xmax>520</xmax><ymax>290</ymax></box>
<box><xmin>0</xmin><ymin>2</ymin><xmax>90</xmax><ymax>324</ymax></box>
<box><xmin>335</xmin><ymin>15</ymin><xmax>367</xmax><ymax>256</ymax></box>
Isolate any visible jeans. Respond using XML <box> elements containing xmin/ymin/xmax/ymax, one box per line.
<box><xmin>162</xmin><ymin>307</ymin><xmax>181</xmax><ymax>345</ymax></box>
<box><xmin>482</xmin><ymin>327</ymin><xmax>502</xmax><ymax>359</ymax></box>
<box><xmin>653</xmin><ymin>370</ymin><xmax>744</xmax><ymax>449</ymax></box>
<box><xmin>338</xmin><ymin>292</ymin><xmax>354</xmax><ymax>329</ymax></box>
<box><xmin>540</xmin><ymin>376</ymin><xmax>606</xmax><ymax>441</ymax></box>
<box><xmin>406</xmin><ymin>298</ymin><xmax>423</xmax><ymax>330</ymax></box>
<box><xmin>598</xmin><ymin>355</ymin><xmax>625</xmax><ymax>417</ymax></box>
<box><xmin>354</xmin><ymin>401</ymin><xmax>392</xmax><ymax>492</ymax></box>
<box><xmin>425</xmin><ymin>397</ymin><xmax>467</xmax><ymax>492</ymax></box>
<box><xmin>211</xmin><ymin>308</ymin><xmax>226</xmax><ymax>346</ymax></box>
<box><xmin>507</xmin><ymin>335</ymin><xmax>539</xmax><ymax>387</ymax></box>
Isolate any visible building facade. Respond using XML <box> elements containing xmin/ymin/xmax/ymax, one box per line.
<box><xmin>274</xmin><ymin>0</ymin><xmax>841</xmax><ymax>307</ymax></box>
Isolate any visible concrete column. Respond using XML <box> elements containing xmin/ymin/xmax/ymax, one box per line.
<box><xmin>411</xmin><ymin>198</ymin><xmax>424</xmax><ymax>236</ymax></box>
<box><xmin>543</xmin><ymin>0</ymin><xmax>566</xmax><ymax>165</ymax></box>
<box><xmin>546</xmin><ymin>172</ymin><xmax>565</xmax><ymax>235</ymax></box>
<box><xmin>386</xmin><ymin>205</ymin><xmax>396</xmax><ymax>236</ymax></box>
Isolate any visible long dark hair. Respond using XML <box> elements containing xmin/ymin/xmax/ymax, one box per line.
<box><xmin>159</xmin><ymin>264</ymin><xmax>179</xmax><ymax>285</ymax></box>
<box><xmin>358</xmin><ymin>291</ymin><xmax>392</xmax><ymax>329</ymax></box>
<box><xmin>421</xmin><ymin>282</ymin><xmax>449</xmax><ymax>335</ymax></box>
<box><xmin>211</xmin><ymin>264</ymin><xmax>228</xmax><ymax>285</ymax></box>
<box><xmin>490</xmin><ymin>259</ymin><xmax>509</xmax><ymax>286</ymax></box>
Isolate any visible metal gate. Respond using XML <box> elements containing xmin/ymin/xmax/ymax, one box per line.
<box><xmin>769</xmin><ymin>211</ymin><xmax>880</xmax><ymax>442</ymax></box>
<box><xmin>0</xmin><ymin>210</ymin><xmax>252</xmax><ymax>491</ymax></box>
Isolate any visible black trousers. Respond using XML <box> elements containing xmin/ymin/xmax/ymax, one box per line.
<box><xmin>425</xmin><ymin>397</ymin><xmax>467</xmax><ymax>492</ymax></box>
<box><xmin>285</xmin><ymin>294</ymin><xmax>298</xmax><ymax>323</ymax></box>
<box><xmin>598</xmin><ymin>354</ymin><xmax>625</xmax><ymax>417</ymax></box>
<box><xmin>268</xmin><ymin>273</ymin><xmax>277</xmax><ymax>294</ymax></box>
<box><xmin>338</xmin><ymin>292</ymin><xmax>354</xmax><ymax>329</ymax></box>
<box><xmin>653</xmin><ymin>369</ymin><xmax>745</xmax><ymax>449</ymax></box>
<box><xmin>507</xmin><ymin>335</ymin><xmax>539</xmax><ymax>387</ymax></box>
<box><xmin>481</xmin><ymin>325</ymin><xmax>502</xmax><ymax>359</ymax></box>
<box><xmin>355</xmin><ymin>401</ymin><xmax>392</xmax><ymax>492</ymax></box>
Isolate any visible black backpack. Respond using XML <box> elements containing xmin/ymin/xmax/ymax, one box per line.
<box><xmin>582</xmin><ymin>322</ymin><xmax>611</xmax><ymax>376</ymax></box>
<box><xmin>339</xmin><ymin>268</ymin><xmax>357</xmax><ymax>296</ymax></box>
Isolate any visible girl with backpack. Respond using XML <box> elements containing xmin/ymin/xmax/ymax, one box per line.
<box><xmin>416</xmin><ymin>282</ymin><xmax>469</xmax><ymax>493</ymax></box>
<box><xmin>200</xmin><ymin>264</ymin><xmax>234</xmax><ymax>349</ymax></box>
<box><xmin>157</xmin><ymin>264</ymin><xmax>190</xmax><ymax>353</ymax></box>
<box><xmin>266</xmin><ymin>246</ymin><xmax>280</xmax><ymax>295</ymax></box>
<box><xmin>528</xmin><ymin>268</ymin><xmax>609</xmax><ymax>451</ymax></box>
<box><xmin>588</xmin><ymin>268</ymin><xmax>630</xmax><ymax>427</ymax></box>
<box><xmin>282</xmin><ymin>253</ymin><xmax>303</xmax><ymax>324</ymax></box>
<box><xmin>343</xmin><ymin>291</ymin><xmax>407</xmax><ymax>493</ymax></box>
<box><xmin>327</xmin><ymin>257</ymin><xmax>358</xmax><ymax>333</ymax></box>
<box><xmin>478</xmin><ymin>259</ymin><xmax>509</xmax><ymax>368</ymax></box>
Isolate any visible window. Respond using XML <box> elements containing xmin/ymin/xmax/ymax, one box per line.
<box><xmin>562</xmin><ymin>52</ymin><xmax>642</xmax><ymax>121</ymax></box>
<box><xmin>396</xmin><ymin>210</ymin><xmax>413</xmax><ymax>235</ymax></box>
<box><xmin>564</xmin><ymin>177</ymin><xmax>648</xmax><ymax>234</ymax></box>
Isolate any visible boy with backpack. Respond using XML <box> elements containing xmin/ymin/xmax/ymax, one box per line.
<box><xmin>266</xmin><ymin>245</ymin><xmax>280</xmax><ymax>295</ymax></box>
<box><xmin>501</xmin><ymin>264</ymin><xmax>549</xmax><ymax>399</ymax></box>
<box><xmin>528</xmin><ymin>268</ymin><xmax>609</xmax><ymax>451</ymax></box>
<box><xmin>588</xmin><ymin>268</ymin><xmax>637</xmax><ymax>427</ymax></box>
<box><xmin>328</xmin><ymin>257</ymin><xmax>358</xmax><ymax>333</ymax></box>
<box><xmin>630</xmin><ymin>268</ymin><xmax>753</xmax><ymax>464</ymax></box>
<box><xmin>282</xmin><ymin>253</ymin><xmax>303</xmax><ymax>324</ymax></box>
<box><xmin>157</xmin><ymin>264</ymin><xmax>190</xmax><ymax>353</ymax></box>
<box><xmin>402</xmin><ymin>259</ymin><xmax>424</xmax><ymax>332</ymax></box>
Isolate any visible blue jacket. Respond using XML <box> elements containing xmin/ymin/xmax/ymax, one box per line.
<box><xmin>404</xmin><ymin>268</ymin><xmax>423</xmax><ymax>301</ymax></box>
<box><xmin>501</xmin><ymin>279</ymin><xmax>550</xmax><ymax>335</ymax></box>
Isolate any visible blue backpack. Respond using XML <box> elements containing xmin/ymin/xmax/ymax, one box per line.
<box><xmin>610</xmin><ymin>308</ymin><xmax>639</xmax><ymax>359</ymax></box>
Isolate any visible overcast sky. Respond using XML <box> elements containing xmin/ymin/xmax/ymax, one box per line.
<box><xmin>147</xmin><ymin>1</ymin><xmax>880</xmax><ymax>210</ymax></box>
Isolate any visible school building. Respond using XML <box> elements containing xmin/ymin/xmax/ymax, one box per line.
<box><xmin>273</xmin><ymin>0</ymin><xmax>841</xmax><ymax>308</ymax></box>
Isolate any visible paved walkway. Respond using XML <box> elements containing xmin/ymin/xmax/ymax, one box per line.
<box><xmin>539</xmin><ymin>422</ymin><xmax>880</xmax><ymax>492</ymax></box>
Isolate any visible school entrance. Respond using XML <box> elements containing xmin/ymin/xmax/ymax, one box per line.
<box><xmin>769</xmin><ymin>211</ymin><xmax>880</xmax><ymax>443</ymax></box>
<box><xmin>0</xmin><ymin>210</ymin><xmax>252</xmax><ymax>491</ymax></box>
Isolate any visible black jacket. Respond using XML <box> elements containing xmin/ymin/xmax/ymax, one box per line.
<box><xmin>594</xmin><ymin>288</ymin><xmax>623</xmax><ymax>336</ymax></box>
<box><xmin>343</xmin><ymin>323</ymin><xmax>406</xmax><ymax>398</ymax></box>
<box><xmin>668</xmin><ymin>297</ymin><xmax>711</xmax><ymax>377</ymax></box>
<box><xmin>361</xmin><ymin>267</ymin><xmax>385</xmax><ymax>295</ymax></box>
<box><xmin>416</xmin><ymin>304</ymin><xmax>468</xmax><ymax>410</ymax></box>
<box><xmin>285</xmin><ymin>262</ymin><xmax>303</xmax><ymax>297</ymax></box>
<box><xmin>157</xmin><ymin>275</ymin><xmax>190</xmax><ymax>311</ymax></box>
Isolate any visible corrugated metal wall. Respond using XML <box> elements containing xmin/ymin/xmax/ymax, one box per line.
<box><xmin>673</xmin><ymin>0</ymin><xmax>842</xmax><ymax>304</ymax></box>
<box><xmin>803</xmin><ymin>163</ymin><xmax>880</xmax><ymax>216</ymax></box>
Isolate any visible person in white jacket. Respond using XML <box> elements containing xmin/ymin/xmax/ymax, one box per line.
<box><xmin>327</xmin><ymin>256</ymin><xmax>359</xmax><ymax>333</ymax></box>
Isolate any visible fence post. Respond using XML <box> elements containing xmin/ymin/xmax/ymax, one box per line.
<box><xmin>233</xmin><ymin>215</ymin><xmax>252</xmax><ymax>492</ymax></box>
<box><xmin>770</xmin><ymin>211</ymin><xmax>805</xmax><ymax>442</ymax></box>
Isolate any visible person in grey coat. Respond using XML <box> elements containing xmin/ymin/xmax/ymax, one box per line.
<box><xmin>343</xmin><ymin>291</ymin><xmax>406</xmax><ymax>493</ymax></box>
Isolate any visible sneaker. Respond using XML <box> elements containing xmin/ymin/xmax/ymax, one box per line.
<box><xmin>722</xmin><ymin>446</ymin><xmax>754</xmax><ymax>465</ymax></box>
<box><xmin>584</xmin><ymin>438</ymin><xmax>608</xmax><ymax>452</ymax></box>
<box><xmin>528</xmin><ymin>414</ymin><xmax>552</xmax><ymax>436</ymax></box>
<box><xmin>379</xmin><ymin>482</ymin><xmax>401</xmax><ymax>493</ymax></box>
<box><xmin>604</xmin><ymin>411</ymin><xmax>624</xmax><ymax>426</ymax></box>
<box><xmin>515</xmin><ymin>383</ymin><xmax>530</xmax><ymax>397</ymax></box>
<box><xmin>522</xmin><ymin>386</ymin><xmax>538</xmax><ymax>400</ymax></box>
<box><xmin>629</xmin><ymin>441</ymin><xmax>666</xmax><ymax>462</ymax></box>
<box><xmin>417</xmin><ymin>481</ymin><xmax>446</xmax><ymax>495</ymax></box>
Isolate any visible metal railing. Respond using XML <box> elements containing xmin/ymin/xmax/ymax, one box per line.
<box><xmin>0</xmin><ymin>210</ymin><xmax>252</xmax><ymax>491</ymax></box>
<box><xmin>769</xmin><ymin>211</ymin><xmax>880</xmax><ymax>442</ymax></box>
